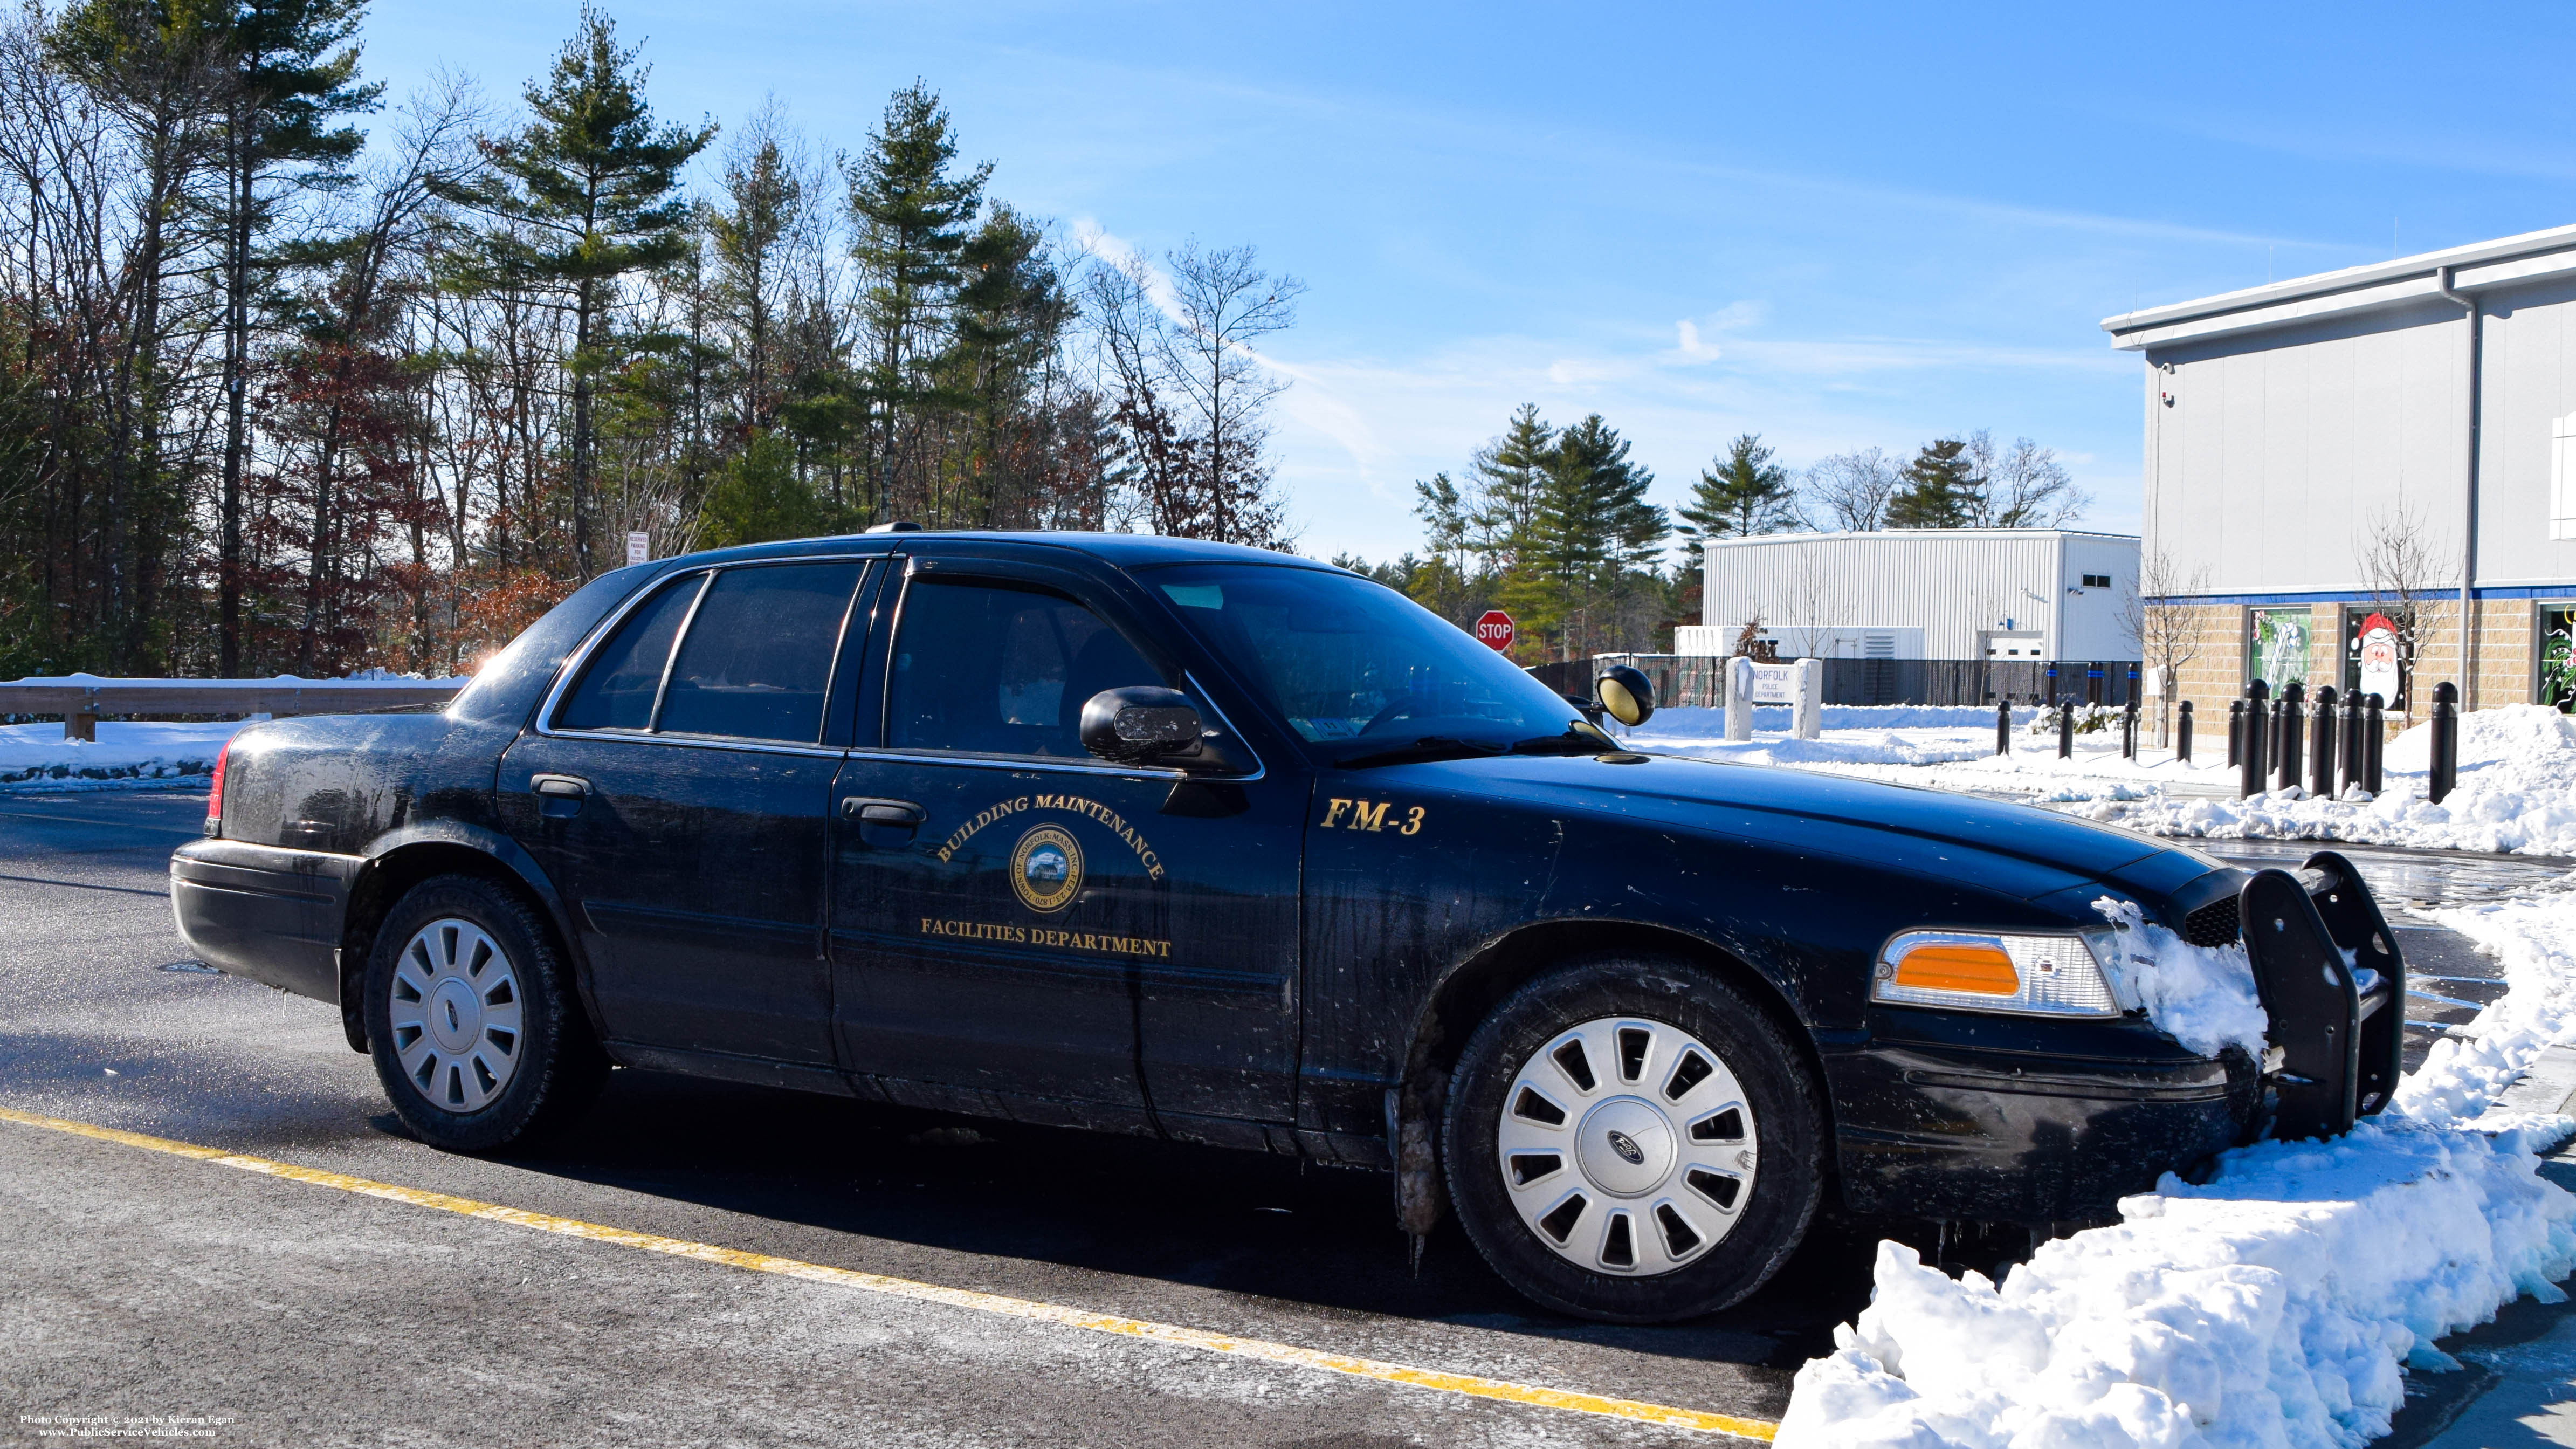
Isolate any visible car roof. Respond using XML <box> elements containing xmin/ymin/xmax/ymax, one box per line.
<box><xmin>665</xmin><ymin>530</ymin><xmax>1345</xmax><ymax>573</ymax></box>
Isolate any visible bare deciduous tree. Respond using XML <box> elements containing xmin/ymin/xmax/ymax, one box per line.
<box><xmin>2120</xmin><ymin>547</ymin><xmax>2209</xmax><ymax>745</ymax></box>
<box><xmin>1965</xmin><ymin>430</ymin><xmax>2090</xmax><ymax>528</ymax></box>
<box><xmin>1162</xmin><ymin>238</ymin><xmax>1301</xmax><ymax>549</ymax></box>
<box><xmin>2355</xmin><ymin>502</ymin><xmax>2454</xmax><ymax>724</ymax></box>
<box><xmin>1801</xmin><ymin>447</ymin><xmax>1897</xmax><ymax>532</ymax></box>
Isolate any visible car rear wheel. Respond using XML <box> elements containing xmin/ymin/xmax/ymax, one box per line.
<box><xmin>366</xmin><ymin>874</ymin><xmax>605</xmax><ymax>1152</ymax></box>
<box><xmin>1443</xmin><ymin>957</ymin><xmax>1823</xmax><ymax>1322</ymax></box>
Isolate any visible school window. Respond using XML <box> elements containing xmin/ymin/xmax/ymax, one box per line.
<box><xmin>2079</xmin><ymin>573</ymin><xmax>2112</xmax><ymax>589</ymax></box>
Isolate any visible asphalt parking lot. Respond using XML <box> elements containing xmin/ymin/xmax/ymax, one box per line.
<box><xmin>0</xmin><ymin>790</ymin><xmax>2540</xmax><ymax>1446</ymax></box>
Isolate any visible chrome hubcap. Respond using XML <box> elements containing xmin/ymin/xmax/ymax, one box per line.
<box><xmin>1496</xmin><ymin>1016</ymin><xmax>1758</xmax><ymax>1276</ymax></box>
<box><xmin>387</xmin><ymin>918</ymin><xmax>524</xmax><ymax>1114</ymax></box>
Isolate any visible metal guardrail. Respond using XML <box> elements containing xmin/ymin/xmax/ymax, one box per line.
<box><xmin>0</xmin><ymin>677</ymin><xmax>465</xmax><ymax>740</ymax></box>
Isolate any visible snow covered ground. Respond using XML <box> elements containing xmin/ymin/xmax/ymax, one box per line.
<box><xmin>1780</xmin><ymin>884</ymin><xmax>2576</xmax><ymax>1449</ymax></box>
<box><xmin>0</xmin><ymin>720</ymin><xmax>239</xmax><ymax>789</ymax></box>
<box><xmin>1626</xmin><ymin>703</ymin><xmax>2576</xmax><ymax>856</ymax></box>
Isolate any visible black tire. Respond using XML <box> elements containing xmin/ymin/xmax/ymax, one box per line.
<box><xmin>1443</xmin><ymin>956</ymin><xmax>1824</xmax><ymax>1322</ymax></box>
<box><xmin>365</xmin><ymin>874</ymin><xmax>607</xmax><ymax>1153</ymax></box>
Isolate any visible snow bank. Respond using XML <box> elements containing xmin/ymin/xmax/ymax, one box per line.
<box><xmin>1625</xmin><ymin>708</ymin><xmax>2013</xmax><ymax>768</ymax></box>
<box><xmin>1780</xmin><ymin>888</ymin><xmax>2576</xmax><ymax>1449</ymax></box>
<box><xmin>0</xmin><ymin>720</ymin><xmax>237</xmax><ymax>789</ymax></box>
<box><xmin>1640</xmin><ymin>705</ymin><xmax>2036</xmax><ymax>734</ymax></box>
<box><xmin>2090</xmin><ymin>705</ymin><xmax>2576</xmax><ymax>857</ymax></box>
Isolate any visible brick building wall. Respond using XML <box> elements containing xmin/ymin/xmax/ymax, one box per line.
<box><xmin>2145</xmin><ymin>598</ymin><xmax>2553</xmax><ymax>746</ymax></box>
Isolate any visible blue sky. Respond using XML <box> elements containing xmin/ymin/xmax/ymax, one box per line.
<box><xmin>361</xmin><ymin>2</ymin><xmax>2576</xmax><ymax>565</ymax></box>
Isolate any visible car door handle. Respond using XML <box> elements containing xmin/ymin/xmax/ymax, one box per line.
<box><xmin>841</xmin><ymin>796</ymin><xmax>925</xmax><ymax>848</ymax></box>
<box><xmin>841</xmin><ymin>798</ymin><xmax>925</xmax><ymax>825</ymax></box>
<box><xmin>531</xmin><ymin>774</ymin><xmax>589</xmax><ymax>819</ymax></box>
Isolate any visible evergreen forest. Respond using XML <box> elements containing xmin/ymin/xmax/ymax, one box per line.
<box><xmin>0</xmin><ymin>2</ymin><xmax>1305</xmax><ymax>679</ymax></box>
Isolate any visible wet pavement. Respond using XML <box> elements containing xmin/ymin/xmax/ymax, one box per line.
<box><xmin>5</xmin><ymin>789</ymin><xmax>2570</xmax><ymax>1445</ymax></box>
<box><xmin>2191</xmin><ymin>839</ymin><xmax>2576</xmax><ymax>1074</ymax></box>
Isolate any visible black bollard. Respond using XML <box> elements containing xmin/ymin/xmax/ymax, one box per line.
<box><xmin>2123</xmin><ymin>699</ymin><xmax>2139</xmax><ymax>759</ymax></box>
<box><xmin>2178</xmin><ymin>699</ymin><xmax>2195</xmax><ymax>764</ymax></box>
<box><xmin>2057</xmin><ymin>698</ymin><xmax>2074</xmax><ymax>759</ymax></box>
<box><xmin>2276</xmin><ymin>681</ymin><xmax>2305</xmax><ymax>793</ymax></box>
<box><xmin>1995</xmin><ymin>696</ymin><xmax>2010</xmax><ymax>757</ymax></box>
<box><xmin>2340</xmin><ymin>690</ymin><xmax>2363</xmax><ymax>795</ymax></box>
<box><xmin>2241</xmin><ymin>681</ymin><xmax>2269</xmax><ymax>798</ymax></box>
<box><xmin>2227</xmin><ymin>699</ymin><xmax>2242</xmax><ymax>766</ymax></box>
<box><xmin>2364</xmin><ymin>693</ymin><xmax>2385</xmax><ymax>795</ymax></box>
<box><xmin>2429</xmin><ymin>681</ymin><xmax>2459</xmax><ymax>804</ymax></box>
<box><xmin>2309</xmin><ymin>686</ymin><xmax>2337</xmax><ymax>799</ymax></box>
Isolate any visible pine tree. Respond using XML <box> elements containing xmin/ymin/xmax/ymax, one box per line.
<box><xmin>1677</xmin><ymin>432</ymin><xmax>1795</xmax><ymax>547</ymax></box>
<box><xmin>208</xmin><ymin>0</ymin><xmax>378</xmax><ymax>671</ymax></box>
<box><xmin>1506</xmin><ymin>414</ymin><xmax>1667</xmax><ymax>660</ymax></box>
<box><xmin>946</xmin><ymin>203</ymin><xmax>1071</xmax><ymax>527</ymax></box>
<box><xmin>435</xmin><ymin>6</ymin><xmax>714</xmax><ymax>580</ymax></box>
<box><xmin>845</xmin><ymin>82</ymin><xmax>989</xmax><ymax>523</ymax></box>
<box><xmin>1465</xmin><ymin>402</ymin><xmax>1553</xmax><ymax>567</ymax></box>
<box><xmin>706</xmin><ymin>115</ymin><xmax>805</xmax><ymax>432</ymax></box>
<box><xmin>1885</xmin><ymin>437</ymin><xmax>1981</xmax><ymax>529</ymax></box>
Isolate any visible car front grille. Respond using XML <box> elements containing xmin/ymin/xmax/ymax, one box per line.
<box><xmin>2182</xmin><ymin>896</ymin><xmax>2241</xmax><ymax>947</ymax></box>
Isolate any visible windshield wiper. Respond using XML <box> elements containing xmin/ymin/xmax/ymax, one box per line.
<box><xmin>1509</xmin><ymin>727</ymin><xmax>1617</xmax><ymax>757</ymax></box>
<box><xmin>1336</xmin><ymin>736</ymin><xmax>1509</xmax><ymax>770</ymax></box>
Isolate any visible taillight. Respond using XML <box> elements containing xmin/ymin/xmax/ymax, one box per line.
<box><xmin>204</xmin><ymin>739</ymin><xmax>230</xmax><ymax>837</ymax></box>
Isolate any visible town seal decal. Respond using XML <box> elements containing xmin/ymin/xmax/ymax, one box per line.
<box><xmin>1009</xmin><ymin>825</ymin><xmax>1083</xmax><ymax>914</ymax></box>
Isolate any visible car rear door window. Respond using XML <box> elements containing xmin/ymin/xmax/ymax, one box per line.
<box><xmin>655</xmin><ymin>562</ymin><xmax>865</xmax><ymax>743</ymax></box>
<box><xmin>556</xmin><ymin>574</ymin><xmax>706</xmax><ymax>732</ymax></box>
<box><xmin>886</xmin><ymin>576</ymin><xmax>1165</xmax><ymax>758</ymax></box>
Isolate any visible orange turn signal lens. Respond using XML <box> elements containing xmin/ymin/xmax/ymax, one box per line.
<box><xmin>1892</xmin><ymin>942</ymin><xmax>2020</xmax><ymax>995</ymax></box>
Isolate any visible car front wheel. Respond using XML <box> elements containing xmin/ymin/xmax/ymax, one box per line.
<box><xmin>365</xmin><ymin>874</ymin><xmax>605</xmax><ymax>1152</ymax></box>
<box><xmin>1443</xmin><ymin>957</ymin><xmax>1823</xmax><ymax>1322</ymax></box>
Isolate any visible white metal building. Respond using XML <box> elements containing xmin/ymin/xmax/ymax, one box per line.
<box><xmin>1677</xmin><ymin>529</ymin><xmax>2141</xmax><ymax>663</ymax></box>
<box><xmin>2103</xmin><ymin>221</ymin><xmax>2576</xmax><ymax>716</ymax></box>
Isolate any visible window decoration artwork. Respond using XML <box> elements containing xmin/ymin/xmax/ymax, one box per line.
<box><xmin>2249</xmin><ymin>608</ymin><xmax>2310</xmax><ymax>695</ymax></box>
<box><xmin>2543</xmin><ymin>606</ymin><xmax>2576</xmax><ymax>713</ymax></box>
<box><xmin>2341</xmin><ymin>608</ymin><xmax>2406</xmax><ymax>711</ymax></box>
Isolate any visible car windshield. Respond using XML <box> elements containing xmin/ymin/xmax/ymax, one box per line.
<box><xmin>1145</xmin><ymin>563</ymin><xmax>1601</xmax><ymax>765</ymax></box>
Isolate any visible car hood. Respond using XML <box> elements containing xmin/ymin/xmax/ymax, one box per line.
<box><xmin>1356</xmin><ymin>750</ymin><xmax>2200</xmax><ymax>901</ymax></box>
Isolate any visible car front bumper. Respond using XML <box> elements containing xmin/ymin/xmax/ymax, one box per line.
<box><xmin>1826</xmin><ymin>1016</ymin><xmax>2258</xmax><ymax>1223</ymax></box>
<box><xmin>169</xmin><ymin>839</ymin><xmax>358</xmax><ymax>1004</ymax></box>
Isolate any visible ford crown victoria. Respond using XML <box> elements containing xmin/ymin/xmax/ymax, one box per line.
<box><xmin>170</xmin><ymin>530</ymin><xmax>2403</xmax><ymax>1322</ymax></box>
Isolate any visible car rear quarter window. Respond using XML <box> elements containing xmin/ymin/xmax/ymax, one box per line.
<box><xmin>555</xmin><ymin>574</ymin><xmax>705</xmax><ymax>732</ymax></box>
<box><xmin>887</xmin><ymin>576</ymin><xmax>1166</xmax><ymax>758</ymax></box>
<box><xmin>655</xmin><ymin>562</ymin><xmax>864</xmax><ymax>743</ymax></box>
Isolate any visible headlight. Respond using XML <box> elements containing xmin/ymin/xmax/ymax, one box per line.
<box><xmin>1870</xmin><ymin>929</ymin><xmax>2126</xmax><ymax>1019</ymax></box>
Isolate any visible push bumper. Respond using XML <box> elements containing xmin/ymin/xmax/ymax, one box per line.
<box><xmin>169</xmin><ymin>839</ymin><xmax>359</xmax><ymax>1004</ymax></box>
<box><xmin>1829</xmin><ymin>849</ymin><xmax>2405</xmax><ymax>1223</ymax></box>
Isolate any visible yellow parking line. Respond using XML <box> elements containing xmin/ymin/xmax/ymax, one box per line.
<box><xmin>0</xmin><ymin>1105</ymin><xmax>1776</xmax><ymax>1440</ymax></box>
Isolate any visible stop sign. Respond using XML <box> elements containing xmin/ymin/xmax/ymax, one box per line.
<box><xmin>1473</xmin><ymin>610</ymin><xmax>1516</xmax><ymax>652</ymax></box>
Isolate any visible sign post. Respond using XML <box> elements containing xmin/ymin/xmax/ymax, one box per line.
<box><xmin>625</xmin><ymin>531</ymin><xmax>650</xmax><ymax>567</ymax></box>
<box><xmin>1473</xmin><ymin>610</ymin><xmax>1516</xmax><ymax>653</ymax></box>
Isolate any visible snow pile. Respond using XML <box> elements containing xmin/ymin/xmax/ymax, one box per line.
<box><xmin>1626</xmin><ymin>706</ymin><xmax>2010</xmax><ymax>769</ymax></box>
<box><xmin>1779</xmin><ymin>887</ymin><xmax>2576</xmax><ymax>1449</ymax></box>
<box><xmin>0</xmin><ymin>720</ymin><xmax>237</xmax><ymax>790</ymax></box>
<box><xmin>2090</xmin><ymin>898</ymin><xmax>2270</xmax><ymax>1061</ymax></box>
<box><xmin>2089</xmin><ymin>705</ymin><xmax>2576</xmax><ymax>856</ymax></box>
<box><xmin>1784</xmin><ymin>1124</ymin><xmax>2576</xmax><ymax>1449</ymax></box>
<box><xmin>1640</xmin><ymin>705</ymin><xmax>2035</xmax><ymax>734</ymax></box>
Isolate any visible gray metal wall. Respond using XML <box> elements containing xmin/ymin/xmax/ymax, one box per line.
<box><xmin>1698</xmin><ymin>530</ymin><xmax>2137</xmax><ymax>662</ymax></box>
<box><xmin>2144</xmin><ymin>278</ymin><xmax>2576</xmax><ymax>595</ymax></box>
<box><xmin>2144</xmin><ymin>298</ymin><xmax>2466</xmax><ymax>595</ymax></box>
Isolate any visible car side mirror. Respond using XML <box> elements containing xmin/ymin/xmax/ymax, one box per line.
<box><xmin>1595</xmin><ymin>665</ymin><xmax>1655</xmax><ymax>727</ymax></box>
<box><xmin>1080</xmin><ymin>686</ymin><xmax>1205</xmax><ymax>765</ymax></box>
